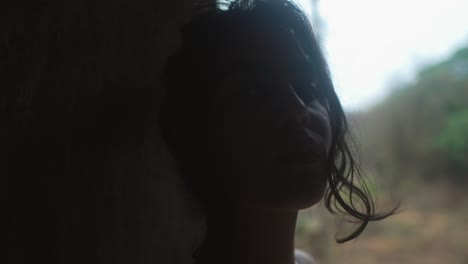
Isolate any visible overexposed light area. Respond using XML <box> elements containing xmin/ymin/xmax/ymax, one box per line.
<box><xmin>296</xmin><ymin>0</ymin><xmax>468</xmax><ymax>110</ymax></box>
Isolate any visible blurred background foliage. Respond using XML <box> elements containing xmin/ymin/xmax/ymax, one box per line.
<box><xmin>295</xmin><ymin>43</ymin><xmax>468</xmax><ymax>264</ymax></box>
<box><xmin>355</xmin><ymin>44</ymin><xmax>468</xmax><ymax>186</ymax></box>
<box><xmin>350</xmin><ymin>46</ymin><xmax>468</xmax><ymax>184</ymax></box>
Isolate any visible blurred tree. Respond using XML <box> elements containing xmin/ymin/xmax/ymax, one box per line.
<box><xmin>434</xmin><ymin>109</ymin><xmax>468</xmax><ymax>177</ymax></box>
<box><xmin>352</xmin><ymin>44</ymin><xmax>468</xmax><ymax>188</ymax></box>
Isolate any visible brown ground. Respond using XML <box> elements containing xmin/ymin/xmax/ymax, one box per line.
<box><xmin>295</xmin><ymin>184</ymin><xmax>468</xmax><ymax>264</ymax></box>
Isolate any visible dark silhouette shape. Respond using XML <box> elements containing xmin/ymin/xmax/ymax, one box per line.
<box><xmin>159</xmin><ymin>1</ymin><xmax>399</xmax><ymax>263</ymax></box>
<box><xmin>2</xmin><ymin>0</ymin><xmax>196</xmax><ymax>263</ymax></box>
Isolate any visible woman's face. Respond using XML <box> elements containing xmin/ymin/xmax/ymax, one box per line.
<box><xmin>204</xmin><ymin>27</ymin><xmax>332</xmax><ymax>210</ymax></box>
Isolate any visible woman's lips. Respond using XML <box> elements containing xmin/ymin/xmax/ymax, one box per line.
<box><xmin>275</xmin><ymin>149</ymin><xmax>326</xmax><ymax>164</ymax></box>
<box><xmin>272</xmin><ymin>101</ymin><xmax>331</xmax><ymax>165</ymax></box>
<box><xmin>303</xmin><ymin>127</ymin><xmax>329</xmax><ymax>156</ymax></box>
<box><xmin>274</xmin><ymin>131</ymin><xmax>328</xmax><ymax>165</ymax></box>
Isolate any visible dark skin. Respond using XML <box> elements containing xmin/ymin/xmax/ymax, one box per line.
<box><xmin>195</xmin><ymin>27</ymin><xmax>332</xmax><ymax>264</ymax></box>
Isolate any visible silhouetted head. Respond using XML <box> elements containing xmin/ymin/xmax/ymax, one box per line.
<box><xmin>159</xmin><ymin>0</ymin><xmax>398</xmax><ymax>243</ymax></box>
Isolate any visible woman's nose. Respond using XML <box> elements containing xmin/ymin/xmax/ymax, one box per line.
<box><xmin>283</xmin><ymin>84</ymin><xmax>311</xmax><ymax>127</ymax></box>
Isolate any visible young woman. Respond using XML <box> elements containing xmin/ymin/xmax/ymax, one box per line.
<box><xmin>159</xmin><ymin>1</ymin><xmax>398</xmax><ymax>263</ymax></box>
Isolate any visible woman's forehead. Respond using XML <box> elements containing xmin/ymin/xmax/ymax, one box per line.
<box><xmin>223</xmin><ymin>27</ymin><xmax>313</xmax><ymax>81</ymax></box>
<box><xmin>229</xmin><ymin>26</ymin><xmax>310</xmax><ymax>70</ymax></box>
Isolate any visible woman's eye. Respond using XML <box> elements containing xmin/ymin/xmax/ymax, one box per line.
<box><xmin>292</xmin><ymin>80</ymin><xmax>319</xmax><ymax>104</ymax></box>
<box><xmin>227</xmin><ymin>84</ymin><xmax>261</xmax><ymax>103</ymax></box>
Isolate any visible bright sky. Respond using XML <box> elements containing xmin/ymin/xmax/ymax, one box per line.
<box><xmin>296</xmin><ymin>0</ymin><xmax>468</xmax><ymax>111</ymax></box>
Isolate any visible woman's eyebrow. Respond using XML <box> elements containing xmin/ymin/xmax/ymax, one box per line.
<box><xmin>229</xmin><ymin>62</ymin><xmax>275</xmax><ymax>74</ymax></box>
<box><xmin>222</xmin><ymin>58</ymin><xmax>316</xmax><ymax>84</ymax></box>
<box><xmin>229</xmin><ymin>60</ymin><xmax>315</xmax><ymax>74</ymax></box>
<box><xmin>288</xmin><ymin>60</ymin><xmax>315</xmax><ymax>75</ymax></box>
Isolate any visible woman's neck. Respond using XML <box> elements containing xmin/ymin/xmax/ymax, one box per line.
<box><xmin>195</xmin><ymin>206</ymin><xmax>299</xmax><ymax>264</ymax></box>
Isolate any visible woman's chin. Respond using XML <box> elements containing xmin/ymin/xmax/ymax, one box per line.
<box><xmin>245</xmin><ymin>194</ymin><xmax>324</xmax><ymax>211</ymax></box>
<box><xmin>241</xmin><ymin>180</ymin><xmax>327</xmax><ymax>211</ymax></box>
<box><xmin>270</xmin><ymin>163</ymin><xmax>327</xmax><ymax>207</ymax></box>
<box><xmin>278</xmin><ymin>185</ymin><xmax>326</xmax><ymax>210</ymax></box>
<box><xmin>225</xmin><ymin>162</ymin><xmax>328</xmax><ymax>211</ymax></box>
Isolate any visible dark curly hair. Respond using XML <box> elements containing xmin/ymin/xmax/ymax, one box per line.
<box><xmin>159</xmin><ymin>0</ymin><xmax>399</xmax><ymax>243</ymax></box>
